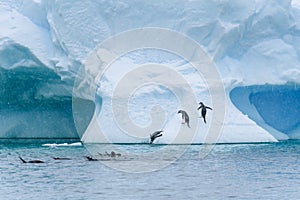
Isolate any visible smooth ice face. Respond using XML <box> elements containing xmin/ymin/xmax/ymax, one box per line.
<box><xmin>0</xmin><ymin>0</ymin><xmax>299</xmax><ymax>142</ymax></box>
<box><xmin>230</xmin><ymin>84</ymin><xmax>300</xmax><ymax>139</ymax></box>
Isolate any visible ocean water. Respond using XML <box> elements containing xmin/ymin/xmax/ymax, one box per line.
<box><xmin>1</xmin><ymin>140</ymin><xmax>300</xmax><ymax>199</ymax></box>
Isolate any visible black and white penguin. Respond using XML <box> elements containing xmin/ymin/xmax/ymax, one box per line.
<box><xmin>52</xmin><ymin>157</ymin><xmax>71</xmax><ymax>160</ymax></box>
<box><xmin>177</xmin><ymin>110</ymin><xmax>190</xmax><ymax>128</ymax></box>
<box><xmin>197</xmin><ymin>102</ymin><xmax>212</xmax><ymax>124</ymax></box>
<box><xmin>150</xmin><ymin>130</ymin><xmax>163</xmax><ymax>144</ymax></box>
<box><xmin>19</xmin><ymin>156</ymin><xmax>44</xmax><ymax>163</ymax></box>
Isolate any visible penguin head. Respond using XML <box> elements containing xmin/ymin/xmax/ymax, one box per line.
<box><xmin>177</xmin><ymin>110</ymin><xmax>182</xmax><ymax>114</ymax></box>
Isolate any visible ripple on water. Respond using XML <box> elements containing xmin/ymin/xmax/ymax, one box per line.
<box><xmin>1</xmin><ymin>140</ymin><xmax>300</xmax><ymax>199</ymax></box>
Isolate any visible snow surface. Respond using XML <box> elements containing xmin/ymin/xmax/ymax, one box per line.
<box><xmin>0</xmin><ymin>0</ymin><xmax>299</xmax><ymax>143</ymax></box>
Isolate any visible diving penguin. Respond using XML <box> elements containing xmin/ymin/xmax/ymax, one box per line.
<box><xmin>150</xmin><ymin>130</ymin><xmax>163</xmax><ymax>144</ymax></box>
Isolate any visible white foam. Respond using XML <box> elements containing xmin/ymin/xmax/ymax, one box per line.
<box><xmin>42</xmin><ymin>142</ymin><xmax>82</xmax><ymax>147</ymax></box>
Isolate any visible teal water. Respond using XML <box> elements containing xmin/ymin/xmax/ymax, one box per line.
<box><xmin>1</xmin><ymin>140</ymin><xmax>300</xmax><ymax>199</ymax></box>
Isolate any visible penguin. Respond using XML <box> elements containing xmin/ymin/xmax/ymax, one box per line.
<box><xmin>177</xmin><ymin>110</ymin><xmax>190</xmax><ymax>128</ymax></box>
<box><xmin>104</xmin><ymin>151</ymin><xmax>121</xmax><ymax>157</ymax></box>
<box><xmin>197</xmin><ymin>102</ymin><xmax>212</xmax><ymax>123</ymax></box>
<box><xmin>19</xmin><ymin>156</ymin><xmax>44</xmax><ymax>163</ymax></box>
<box><xmin>85</xmin><ymin>156</ymin><xmax>99</xmax><ymax>161</ymax></box>
<box><xmin>52</xmin><ymin>157</ymin><xmax>71</xmax><ymax>160</ymax></box>
<box><xmin>150</xmin><ymin>130</ymin><xmax>163</xmax><ymax>144</ymax></box>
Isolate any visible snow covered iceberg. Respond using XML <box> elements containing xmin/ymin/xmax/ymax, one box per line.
<box><xmin>0</xmin><ymin>0</ymin><xmax>299</xmax><ymax>143</ymax></box>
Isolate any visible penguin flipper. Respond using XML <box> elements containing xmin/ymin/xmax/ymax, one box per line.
<box><xmin>19</xmin><ymin>156</ymin><xmax>26</xmax><ymax>163</ymax></box>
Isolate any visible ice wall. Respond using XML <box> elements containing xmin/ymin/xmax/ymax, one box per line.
<box><xmin>230</xmin><ymin>84</ymin><xmax>300</xmax><ymax>139</ymax></box>
<box><xmin>0</xmin><ymin>0</ymin><xmax>299</xmax><ymax>142</ymax></box>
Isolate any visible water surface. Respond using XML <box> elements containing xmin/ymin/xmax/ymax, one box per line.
<box><xmin>1</xmin><ymin>140</ymin><xmax>300</xmax><ymax>199</ymax></box>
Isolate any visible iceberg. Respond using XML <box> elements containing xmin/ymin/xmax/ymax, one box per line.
<box><xmin>0</xmin><ymin>0</ymin><xmax>299</xmax><ymax>143</ymax></box>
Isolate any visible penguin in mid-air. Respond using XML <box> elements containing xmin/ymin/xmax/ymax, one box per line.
<box><xmin>177</xmin><ymin>110</ymin><xmax>190</xmax><ymax>128</ymax></box>
<box><xmin>197</xmin><ymin>102</ymin><xmax>212</xmax><ymax>124</ymax></box>
<box><xmin>150</xmin><ymin>130</ymin><xmax>163</xmax><ymax>144</ymax></box>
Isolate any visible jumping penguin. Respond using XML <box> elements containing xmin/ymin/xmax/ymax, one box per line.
<box><xmin>197</xmin><ymin>102</ymin><xmax>212</xmax><ymax>124</ymax></box>
<box><xmin>177</xmin><ymin>110</ymin><xmax>190</xmax><ymax>128</ymax></box>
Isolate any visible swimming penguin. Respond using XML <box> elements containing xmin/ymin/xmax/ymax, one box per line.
<box><xmin>85</xmin><ymin>156</ymin><xmax>99</xmax><ymax>161</ymax></box>
<box><xmin>197</xmin><ymin>102</ymin><xmax>212</xmax><ymax>123</ymax></box>
<box><xmin>104</xmin><ymin>151</ymin><xmax>121</xmax><ymax>157</ymax></box>
<box><xmin>177</xmin><ymin>110</ymin><xmax>190</xmax><ymax>128</ymax></box>
<box><xmin>150</xmin><ymin>130</ymin><xmax>163</xmax><ymax>144</ymax></box>
<box><xmin>52</xmin><ymin>157</ymin><xmax>71</xmax><ymax>160</ymax></box>
<box><xmin>19</xmin><ymin>156</ymin><xmax>44</xmax><ymax>163</ymax></box>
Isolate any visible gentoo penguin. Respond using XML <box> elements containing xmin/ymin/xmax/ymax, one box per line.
<box><xmin>150</xmin><ymin>130</ymin><xmax>163</xmax><ymax>144</ymax></box>
<box><xmin>197</xmin><ymin>102</ymin><xmax>212</xmax><ymax>123</ymax></box>
<box><xmin>177</xmin><ymin>110</ymin><xmax>190</xmax><ymax>128</ymax></box>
